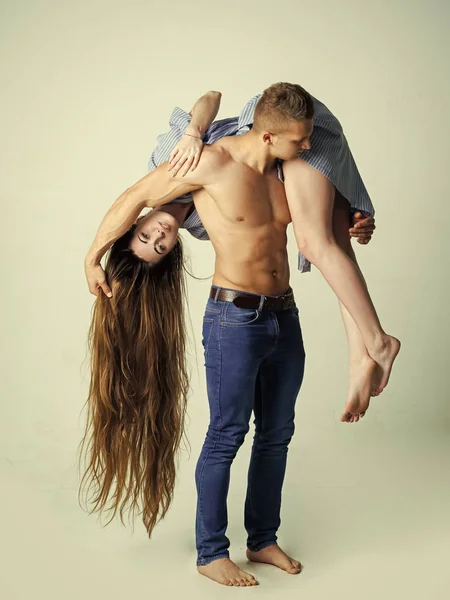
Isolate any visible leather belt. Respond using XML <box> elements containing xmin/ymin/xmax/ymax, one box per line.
<box><xmin>209</xmin><ymin>287</ymin><xmax>295</xmax><ymax>311</ymax></box>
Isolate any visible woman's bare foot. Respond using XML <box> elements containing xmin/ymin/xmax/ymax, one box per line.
<box><xmin>371</xmin><ymin>366</ymin><xmax>382</xmax><ymax>397</ymax></box>
<box><xmin>341</xmin><ymin>355</ymin><xmax>378</xmax><ymax>423</ymax></box>
<box><xmin>368</xmin><ymin>335</ymin><xmax>401</xmax><ymax>395</ymax></box>
<box><xmin>197</xmin><ymin>557</ymin><xmax>258</xmax><ymax>586</ymax></box>
<box><xmin>246</xmin><ymin>544</ymin><xmax>302</xmax><ymax>574</ymax></box>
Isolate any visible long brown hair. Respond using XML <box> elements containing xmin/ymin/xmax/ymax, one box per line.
<box><xmin>78</xmin><ymin>225</ymin><xmax>189</xmax><ymax>536</ymax></box>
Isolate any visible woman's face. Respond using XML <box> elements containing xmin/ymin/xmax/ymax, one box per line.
<box><xmin>130</xmin><ymin>209</ymin><xmax>180</xmax><ymax>263</ymax></box>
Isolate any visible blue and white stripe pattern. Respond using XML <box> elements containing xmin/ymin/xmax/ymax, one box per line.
<box><xmin>148</xmin><ymin>93</ymin><xmax>374</xmax><ymax>272</ymax></box>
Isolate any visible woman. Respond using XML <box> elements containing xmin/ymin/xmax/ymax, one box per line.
<box><xmin>80</xmin><ymin>84</ymin><xmax>399</xmax><ymax>561</ymax></box>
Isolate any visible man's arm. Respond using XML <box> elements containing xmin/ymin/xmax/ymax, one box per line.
<box><xmin>85</xmin><ymin>147</ymin><xmax>222</xmax><ymax>267</ymax></box>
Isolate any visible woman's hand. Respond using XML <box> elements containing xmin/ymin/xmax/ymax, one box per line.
<box><xmin>168</xmin><ymin>133</ymin><xmax>204</xmax><ymax>177</ymax></box>
<box><xmin>85</xmin><ymin>260</ymin><xmax>112</xmax><ymax>297</ymax></box>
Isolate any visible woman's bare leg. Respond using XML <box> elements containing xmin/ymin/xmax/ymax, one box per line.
<box><xmin>283</xmin><ymin>158</ymin><xmax>400</xmax><ymax>394</ymax></box>
<box><xmin>332</xmin><ymin>192</ymin><xmax>378</xmax><ymax>423</ymax></box>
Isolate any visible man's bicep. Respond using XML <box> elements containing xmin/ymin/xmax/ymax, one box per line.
<box><xmin>174</xmin><ymin>147</ymin><xmax>225</xmax><ymax>188</ymax></box>
<box><xmin>131</xmin><ymin>148</ymin><xmax>223</xmax><ymax>208</ymax></box>
<box><xmin>127</xmin><ymin>163</ymin><xmax>201</xmax><ymax>208</ymax></box>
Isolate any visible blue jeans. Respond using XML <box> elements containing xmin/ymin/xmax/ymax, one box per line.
<box><xmin>195</xmin><ymin>287</ymin><xmax>306</xmax><ymax>566</ymax></box>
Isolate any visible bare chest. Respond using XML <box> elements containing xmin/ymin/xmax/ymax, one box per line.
<box><xmin>201</xmin><ymin>164</ymin><xmax>291</xmax><ymax>228</ymax></box>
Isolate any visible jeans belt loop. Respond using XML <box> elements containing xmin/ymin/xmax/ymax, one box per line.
<box><xmin>257</xmin><ymin>295</ymin><xmax>266</xmax><ymax>311</ymax></box>
<box><xmin>214</xmin><ymin>287</ymin><xmax>221</xmax><ymax>302</ymax></box>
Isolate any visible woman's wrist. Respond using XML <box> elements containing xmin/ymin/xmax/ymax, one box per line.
<box><xmin>85</xmin><ymin>250</ymin><xmax>101</xmax><ymax>267</ymax></box>
<box><xmin>185</xmin><ymin>125</ymin><xmax>203</xmax><ymax>139</ymax></box>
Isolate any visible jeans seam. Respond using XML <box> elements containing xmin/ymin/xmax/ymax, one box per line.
<box><xmin>197</xmin><ymin>552</ymin><xmax>230</xmax><ymax>566</ymax></box>
<box><xmin>197</xmin><ymin>447</ymin><xmax>214</xmax><ymax>546</ymax></box>
<box><xmin>247</xmin><ymin>370</ymin><xmax>264</xmax><ymax>547</ymax></box>
<box><xmin>247</xmin><ymin>438</ymin><xmax>256</xmax><ymax>543</ymax></box>
<box><xmin>203</xmin><ymin>318</ymin><xmax>214</xmax><ymax>364</ymax></box>
<box><xmin>199</xmin><ymin>315</ymin><xmax>224</xmax><ymax>555</ymax></box>
<box><xmin>198</xmin><ymin>317</ymin><xmax>224</xmax><ymax>554</ymax></box>
<box><xmin>217</xmin><ymin>321</ymin><xmax>223</xmax><ymax>425</ymax></box>
<box><xmin>198</xmin><ymin>313</ymin><xmax>222</xmax><ymax>553</ymax></box>
<box><xmin>247</xmin><ymin>540</ymin><xmax>277</xmax><ymax>553</ymax></box>
<box><xmin>262</xmin><ymin>312</ymin><xmax>279</xmax><ymax>358</ymax></box>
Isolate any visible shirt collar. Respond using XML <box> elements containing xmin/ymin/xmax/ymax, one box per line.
<box><xmin>237</xmin><ymin>93</ymin><xmax>262</xmax><ymax>131</ymax></box>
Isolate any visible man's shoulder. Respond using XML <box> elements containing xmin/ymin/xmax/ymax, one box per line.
<box><xmin>172</xmin><ymin>142</ymin><xmax>233</xmax><ymax>188</ymax></box>
<box><xmin>199</xmin><ymin>141</ymin><xmax>234</xmax><ymax>169</ymax></box>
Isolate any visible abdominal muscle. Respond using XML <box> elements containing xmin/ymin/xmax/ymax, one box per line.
<box><xmin>192</xmin><ymin>184</ymin><xmax>292</xmax><ymax>297</ymax></box>
<box><xmin>211</xmin><ymin>228</ymin><xmax>291</xmax><ymax>296</ymax></box>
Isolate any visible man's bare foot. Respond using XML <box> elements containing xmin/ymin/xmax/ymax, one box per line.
<box><xmin>368</xmin><ymin>335</ymin><xmax>401</xmax><ymax>395</ymax></box>
<box><xmin>246</xmin><ymin>544</ymin><xmax>302</xmax><ymax>574</ymax></box>
<box><xmin>197</xmin><ymin>557</ymin><xmax>258</xmax><ymax>586</ymax></box>
<box><xmin>341</xmin><ymin>355</ymin><xmax>378</xmax><ymax>423</ymax></box>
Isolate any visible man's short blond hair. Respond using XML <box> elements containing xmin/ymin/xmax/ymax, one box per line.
<box><xmin>253</xmin><ymin>82</ymin><xmax>314</xmax><ymax>133</ymax></box>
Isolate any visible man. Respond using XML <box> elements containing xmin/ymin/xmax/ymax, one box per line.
<box><xmin>84</xmin><ymin>83</ymin><xmax>397</xmax><ymax>586</ymax></box>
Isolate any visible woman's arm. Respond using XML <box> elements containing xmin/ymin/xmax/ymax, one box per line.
<box><xmin>186</xmin><ymin>90</ymin><xmax>222</xmax><ymax>138</ymax></box>
<box><xmin>168</xmin><ymin>90</ymin><xmax>222</xmax><ymax>176</ymax></box>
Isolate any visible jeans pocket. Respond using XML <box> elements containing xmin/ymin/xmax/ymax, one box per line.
<box><xmin>221</xmin><ymin>303</ymin><xmax>260</xmax><ymax>327</ymax></box>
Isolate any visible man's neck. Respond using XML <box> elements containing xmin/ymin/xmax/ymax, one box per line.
<box><xmin>227</xmin><ymin>130</ymin><xmax>277</xmax><ymax>174</ymax></box>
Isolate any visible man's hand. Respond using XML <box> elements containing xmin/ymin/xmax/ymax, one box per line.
<box><xmin>85</xmin><ymin>260</ymin><xmax>112</xmax><ymax>298</ymax></box>
<box><xmin>349</xmin><ymin>212</ymin><xmax>376</xmax><ymax>245</ymax></box>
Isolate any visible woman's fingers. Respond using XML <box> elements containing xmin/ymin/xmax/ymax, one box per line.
<box><xmin>169</xmin><ymin>136</ymin><xmax>204</xmax><ymax>175</ymax></box>
<box><xmin>168</xmin><ymin>148</ymin><xmax>179</xmax><ymax>168</ymax></box>
<box><xmin>192</xmin><ymin>151</ymin><xmax>202</xmax><ymax>172</ymax></box>
<box><xmin>170</xmin><ymin>155</ymin><xmax>189</xmax><ymax>177</ymax></box>
<box><xmin>101</xmin><ymin>282</ymin><xmax>113</xmax><ymax>298</ymax></box>
<box><xmin>181</xmin><ymin>155</ymin><xmax>196</xmax><ymax>177</ymax></box>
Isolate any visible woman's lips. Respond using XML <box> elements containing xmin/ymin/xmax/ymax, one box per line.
<box><xmin>158</xmin><ymin>221</ymin><xmax>170</xmax><ymax>231</ymax></box>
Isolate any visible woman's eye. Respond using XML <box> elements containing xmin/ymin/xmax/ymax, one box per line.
<box><xmin>159</xmin><ymin>244</ymin><xmax>166</xmax><ymax>252</ymax></box>
<box><xmin>142</xmin><ymin>233</ymin><xmax>149</xmax><ymax>239</ymax></box>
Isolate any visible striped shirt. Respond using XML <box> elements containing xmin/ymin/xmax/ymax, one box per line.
<box><xmin>148</xmin><ymin>93</ymin><xmax>374</xmax><ymax>272</ymax></box>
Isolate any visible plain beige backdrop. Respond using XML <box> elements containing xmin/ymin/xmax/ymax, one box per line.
<box><xmin>1</xmin><ymin>0</ymin><xmax>449</xmax><ymax>598</ymax></box>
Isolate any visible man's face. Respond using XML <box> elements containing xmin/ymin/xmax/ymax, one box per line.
<box><xmin>269</xmin><ymin>119</ymin><xmax>313</xmax><ymax>161</ymax></box>
<box><xmin>129</xmin><ymin>209</ymin><xmax>179</xmax><ymax>263</ymax></box>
